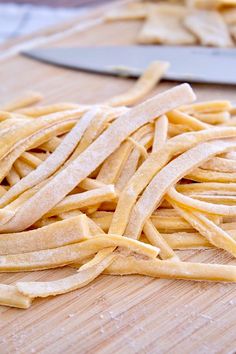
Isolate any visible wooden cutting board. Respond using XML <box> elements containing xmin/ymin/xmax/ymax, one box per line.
<box><xmin>0</xmin><ymin>3</ymin><xmax>236</xmax><ymax>354</ymax></box>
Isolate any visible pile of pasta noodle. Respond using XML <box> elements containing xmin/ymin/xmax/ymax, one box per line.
<box><xmin>106</xmin><ymin>0</ymin><xmax>236</xmax><ymax>47</ymax></box>
<box><xmin>1</xmin><ymin>61</ymin><xmax>236</xmax><ymax>310</ymax></box>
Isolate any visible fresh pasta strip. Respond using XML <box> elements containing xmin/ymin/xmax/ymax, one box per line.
<box><xmin>192</xmin><ymin>111</ymin><xmax>230</xmax><ymax>124</ymax></box>
<box><xmin>0</xmin><ymin>84</ymin><xmax>195</xmax><ymax>232</ymax></box>
<box><xmin>0</xmin><ymin>111</ymin><xmax>12</xmax><ymax>120</ymax></box>
<box><xmin>168</xmin><ymin>198</ymin><xmax>236</xmax><ymax>257</ymax></box>
<box><xmin>162</xmin><ymin>232</ymin><xmax>212</xmax><ymax>249</ymax></box>
<box><xmin>0</xmin><ymin>108</ymin><xmax>86</xmax><ymax>161</ymax></box>
<box><xmin>168</xmin><ymin>123</ymin><xmax>191</xmax><ymax>137</ymax></box>
<box><xmin>168</xmin><ymin>186</ymin><xmax>236</xmax><ymax>215</ymax></box>
<box><xmin>105</xmin><ymin>61</ymin><xmax>169</xmax><ymax>107</ymax></box>
<box><xmin>0</xmin><ymin>119</ymin><xmax>77</xmax><ymax>183</ymax></box>
<box><xmin>6</xmin><ymin>166</ymin><xmax>20</xmax><ymax>186</ymax></box>
<box><xmin>0</xmin><ymin>284</ymin><xmax>32</xmax><ymax>309</ymax></box>
<box><xmin>78</xmin><ymin>178</ymin><xmax>106</xmax><ymax>191</ymax></box>
<box><xmin>0</xmin><ymin>215</ymin><xmax>88</xmax><ymax>255</ymax></box>
<box><xmin>180</xmin><ymin>100</ymin><xmax>232</xmax><ymax>114</ymax></box>
<box><xmin>105</xmin><ymin>255</ymin><xmax>236</xmax><ymax>282</ymax></box>
<box><xmin>19</xmin><ymin>151</ymin><xmax>42</xmax><ymax>168</ymax></box>
<box><xmin>222</xmin><ymin>116</ymin><xmax>236</xmax><ymax>126</ymax></box>
<box><xmin>39</xmin><ymin>137</ymin><xmax>62</xmax><ymax>152</ymax></box>
<box><xmin>177</xmin><ymin>182</ymin><xmax>236</xmax><ymax>195</ymax></box>
<box><xmin>221</xmin><ymin>151</ymin><xmax>236</xmax><ymax>160</ymax></box>
<box><xmin>109</xmin><ymin>128</ymin><xmax>236</xmax><ymax>236</ymax></box>
<box><xmin>127</xmin><ymin>137</ymin><xmax>150</xmax><ymax>159</ymax></box>
<box><xmin>14</xmin><ymin>159</ymin><xmax>34</xmax><ymax>178</ymax></box>
<box><xmin>0</xmin><ymin>235</ymin><xmax>159</xmax><ymax>272</ymax></box>
<box><xmin>143</xmin><ymin>220</ymin><xmax>179</xmax><ymax>261</ymax></box>
<box><xmin>68</xmin><ymin>107</ymin><xmax>124</xmax><ymax>161</ymax></box>
<box><xmin>3</xmin><ymin>183</ymin><xmax>43</xmax><ymax>216</ymax></box>
<box><xmin>91</xmin><ymin>211</ymin><xmax>220</xmax><ymax>233</ymax></box>
<box><xmin>152</xmin><ymin>115</ymin><xmax>168</xmax><ymax>152</ymax></box>
<box><xmin>167</xmin><ymin>110</ymin><xmax>209</xmax><ymax>130</ymax></box>
<box><xmin>115</xmin><ymin>134</ymin><xmax>151</xmax><ymax>191</ymax></box>
<box><xmin>186</xmin><ymin>167</ymin><xmax>236</xmax><ymax>182</ymax></box>
<box><xmin>201</xmin><ymin>157</ymin><xmax>236</xmax><ymax>172</ymax></box>
<box><xmin>45</xmin><ymin>185</ymin><xmax>116</xmax><ymax>217</ymax></box>
<box><xmin>0</xmin><ymin>108</ymin><xmax>103</xmax><ymax>207</ymax></box>
<box><xmin>184</xmin><ymin>9</ymin><xmax>233</xmax><ymax>47</ymax></box>
<box><xmin>138</xmin><ymin>4</ymin><xmax>197</xmax><ymax>45</ymax></box>
<box><xmin>125</xmin><ymin>139</ymin><xmax>236</xmax><ymax>239</ymax></box>
<box><xmin>17</xmin><ymin>253</ymin><xmax>116</xmax><ymax>298</ymax></box>
<box><xmin>60</xmin><ymin>211</ymin><xmax>105</xmax><ymax>236</ymax></box>
<box><xmin>96</xmin><ymin>124</ymin><xmax>153</xmax><ymax>184</ymax></box>
<box><xmin>17</xmin><ymin>103</ymin><xmax>82</xmax><ymax>117</ymax></box>
<box><xmin>192</xmin><ymin>195</ymin><xmax>236</xmax><ymax>204</ymax></box>
<box><xmin>0</xmin><ymin>91</ymin><xmax>43</xmax><ymax>111</ymax></box>
<box><xmin>0</xmin><ymin>185</ymin><xmax>6</xmax><ymax>196</ymax></box>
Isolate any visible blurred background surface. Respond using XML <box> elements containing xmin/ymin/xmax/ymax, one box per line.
<box><xmin>0</xmin><ymin>0</ymin><xmax>110</xmax><ymax>44</ymax></box>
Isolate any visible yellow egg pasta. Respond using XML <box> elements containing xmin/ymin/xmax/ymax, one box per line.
<box><xmin>1</xmin><ymin>77</ymin><xmax>236</xmax><ymax>309</ymax></box>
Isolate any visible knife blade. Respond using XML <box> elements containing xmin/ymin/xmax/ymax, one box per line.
<box><xmin>22</xmin><ymin>46</ymin><xmax>236</xmax><ymax>85</ymax></box>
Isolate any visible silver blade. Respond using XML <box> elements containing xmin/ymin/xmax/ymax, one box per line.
<box><xmin>23</xmin><ymin>46</ymin><xmax>236</xmax><ymax>85</ymax></box>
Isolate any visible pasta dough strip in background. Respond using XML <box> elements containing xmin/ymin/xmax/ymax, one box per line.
<box><xmin>184</xmin><ymin>9</ymin><xmax>233</xmax><ymax>47</ymax></box>
<box><xmin>104</xmin><ymin>61</ymin><xmax>169</xmax><ymax>107</ymax></box>
<box><xmin>138</xmin><ymin>4</ymin><xmax>197</xmax><ymax>45</ymax></box>
<box><xmin>105</xmin><ymin>2</ymin><xmax>150</xmax><ymax>21</ymax></box>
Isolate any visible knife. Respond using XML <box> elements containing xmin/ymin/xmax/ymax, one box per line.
<box><xmin>22</xmin><ymin>45</ymin><xmax>236</xmax><ymax>85</ymax></box>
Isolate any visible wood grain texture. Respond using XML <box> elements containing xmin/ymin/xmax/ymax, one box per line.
<box><xmin>0</xmin><ymin>4</ymin><xmax>236</xmax><ymax>354</ymax></box>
